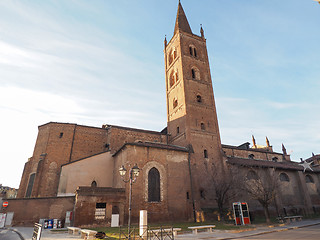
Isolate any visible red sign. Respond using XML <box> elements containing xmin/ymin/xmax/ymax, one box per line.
<box><xmin>2</xmin><ymin>202</ymin><xmax>8</xmax><ymax>208</ymax></box>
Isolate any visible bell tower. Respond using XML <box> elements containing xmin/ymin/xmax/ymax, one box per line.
<box><xmin>164</xmin><ymin>2</ymin><xmax>224</xmax><ymax>209</ymax></box>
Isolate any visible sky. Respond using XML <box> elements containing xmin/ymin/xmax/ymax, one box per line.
<box><xmin>0</xmin><ymin>0</ymin><xmax>319</xmax><ymax>189</ymax></box>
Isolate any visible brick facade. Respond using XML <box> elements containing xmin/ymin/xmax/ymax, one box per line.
<box><xmin>6</xmin><ymin>2</ymin><xmax>320</xmax><ymax>227</ymax></box>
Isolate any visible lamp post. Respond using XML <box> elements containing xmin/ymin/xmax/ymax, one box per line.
<box><xmin>119</xmin><ymin>164</ymin><xmax>140</xmax><ymax>238</ymax></box>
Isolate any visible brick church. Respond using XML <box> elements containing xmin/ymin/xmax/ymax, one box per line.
<box><xmin>3</xmin><ymin>2</ymin><xmax>320</xmax><ymax>227</ymax></box>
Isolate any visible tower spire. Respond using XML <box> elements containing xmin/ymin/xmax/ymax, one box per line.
<box><xmin>174</xmin><ymin>1</ymin><xmax>192</xmax><ymax>35</ymax></box>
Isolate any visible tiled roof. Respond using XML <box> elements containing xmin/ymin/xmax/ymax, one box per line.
<box><xmin>227</xmin><ymin>157</ymin><xmax>320</xmax><ymax>172</ymax></box>
<box><xmin>113</xmin><ymin>141</ymin><xmax>188</xmax><ymax>157</ymax></box>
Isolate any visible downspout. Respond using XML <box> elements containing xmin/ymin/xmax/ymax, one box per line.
<box><xmin>187</xmin><ymin>144</ymin><xmax>196</xmax><ymax>222</ymax></box>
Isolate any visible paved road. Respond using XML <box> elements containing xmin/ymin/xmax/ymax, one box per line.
<box><xmin>232</xmin><ymin>224</ymin><xmax>320</xmax><ymax>240</ymax></box>
<box><xmin>0</xmin><ymin>228</ymin><xmax>24</xmax><ymax>240</ymax></box>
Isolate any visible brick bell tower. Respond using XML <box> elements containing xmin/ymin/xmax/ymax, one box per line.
<box><xmin>164</xmin><ymin>2</ymin><xmax>224</xmax><ymax>210</ymax></box>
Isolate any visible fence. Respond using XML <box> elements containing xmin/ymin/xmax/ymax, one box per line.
<box><xmin>119</xmin><ymin>226</ymin><xmax>174</xmax><ymax>240</ymax></box>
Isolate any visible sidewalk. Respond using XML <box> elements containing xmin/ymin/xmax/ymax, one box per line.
<box><xmin>176</xmin><ymin>218</ymin><xmax>320</xmax><ymax>239</ymax></box>
<box><xmin>9</xmin><ymin>218</ymin><xmax>320</xmax><ymax>240</ymax></box>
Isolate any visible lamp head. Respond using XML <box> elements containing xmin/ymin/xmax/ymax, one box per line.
<box><xmin>132</xmin><ymin>164</ymin><xmax>140</xmax><ymax>177</ymax></box>
<box><xmin>119</xmin><ymin>165</ymin><xmax>127</xmax><ymax>176</ymax></box>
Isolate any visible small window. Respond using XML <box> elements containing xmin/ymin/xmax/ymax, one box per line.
<box><xmin>191</xmin><ymin>69</ymin><xmax>195</xmax><ymax>79</ymax></box>
<box><xmin>305</xmin><ymin>175</ymin><xmax>314</xmax><ymax>183</ymax></box>
<box><xmin>186</xmin><ymin>192</ymin><xmax>189</xmax><ymax>200</ymax></box>
<box><xmin>247</xmin><ymin>170</ymin><xmax>259</xmax><ymax>180</ymax></box>
<box><xmin>189</xmin><ymin>46</ymin><xmax>193</xmax><ymax>56</ymax></box>
<box><xmin>95</xmin><ymin>202</ymin><xmax>106</xmax><ymax>220</ymax></box>
<box><xmin>59</xmin><ymin>132</ymin><xmax>63</xmax><ymax>138</ymax></box>
<box><xmin>204</xmin><ymin>149</ymin><xmax>208</xmax><ymax>158</ymax></box>
<box><xmin>194</xmin><ymin>48</ymin><xmax>197</xmax><ymax>57</ymax></box>
<box><xmin>201</xmin><ymin>122</ymin><xmax>205</xmax><ymax>130</ymax></box>
<box><xmin>112</xmin><ymin>205</ymin><xmax>119</xmax><ymax>214</ymax></box>
<box><xmin>173</xmin><ymin>99</ymin><xmax>178</xmax><ymax>109</ymax></box>
<box><xmin>170</xmin><ymin>72</ymin><xmax>175</xmax><ymax>87</ymax></box>
<box><xmin>91</xmin><ymin>181</ymin><xmax>97</xmax><ymax>187</ymax></box>
<box><xmin>272</xmin><ymin>157</ymin><xmax>278</xmax><ymax>162</ymax></box>
<box><xmin>197</xmin><ymin>95</ymin><xmax>202</xmax><ymax>103</ymax></box>
<box><xmin>248</xmin><ymin>154</ymin><xmax>255</xmax><ymax>159</ymax></box>
<box><xmin>105</xmin><ymin>143</ymin><xmax>110</xmax><ymax>149</ymax></box>
<box><xmin>177</xmin><ymin>126</ymin><xmax>180</xmax><ymax>134</ymax></box>
<box><xmin>200</xmin><ymin>190</ymin><xmax>205</xmax><ymax>199</ymax></box>
<box><xmin>280</xmin><ymin>173</ymin><xmax>290</xmax><ymax>182</ymax></box>
<box><xmin>173</xmin><ymin>49</ymin><xmax>177</xmax><ymax>59</ymax></box>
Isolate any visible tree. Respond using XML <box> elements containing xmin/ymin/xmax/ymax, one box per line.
<box><xmin>242</xmin><ymin>169</ymin><xmax>278</xmax><ymax>223</ymax></box>
<box><xmin>211</xmin><ymin>165</ymin><xmax>238</xmax><ymax>221</ymax></box>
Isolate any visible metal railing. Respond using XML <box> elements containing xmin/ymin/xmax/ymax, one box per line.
<box><xmin>119</xmin><ymin>226</ymin><xmax>174</xmax><ymax>240</ymax></box>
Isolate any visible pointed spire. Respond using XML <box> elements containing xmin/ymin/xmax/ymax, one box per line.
<box><xmin>174</xmin><ymin>1</ymin><xmax>192</xmax><ymax>35</ymax></box>
<box><xmin>266</xmin><ymin>136</ymin><xmax>270</xmax><ymax>147</ymax></box>
<box><xmin>282</xmin><ymin>144</ymin><xmax>287</xmax><ymax>155</ymax></box>
<box><xmin>200</xmin><ymin>24</ymin><xmax>204</xmax><ymax>38</ymax></box>
<box><xmin>252</xmin><ymin>135</ymin><xmax>256</xmax><ymax>148</ymax></box>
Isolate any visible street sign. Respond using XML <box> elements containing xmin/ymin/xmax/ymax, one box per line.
<box><xmin>2</xmin><ymin>202</ymin><xmax>8</xmax><ymax>208</ymax></box>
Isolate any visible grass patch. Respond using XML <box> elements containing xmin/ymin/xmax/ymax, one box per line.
<box><xmin>90</xmin><ymin>220</ymin><xmax>255</xmax><ymax>238</ymax></box>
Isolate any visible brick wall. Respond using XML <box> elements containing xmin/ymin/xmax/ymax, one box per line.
<box><xmin>1</xmin><ymin>196</ymin><xmax>74</xmax><ymax>226</ymax></box>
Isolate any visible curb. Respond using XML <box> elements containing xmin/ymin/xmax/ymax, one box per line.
<box><xmin>216</xmin><ymin>221</ymin><xmax>320</xmax><ymax>240</ymax></box>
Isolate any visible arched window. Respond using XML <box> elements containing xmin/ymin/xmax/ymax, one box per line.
<box><xmin>169</xmin><ymin>53</ymin><xmax>173</xmax><ymax>65</ymax></box>
<box><xmin>204</xmin><ymin>149</ymin><xmax>208</xmax><ymax>158</ymax></box>
<box><xmin>305</xmin><ymin>175</ymin><xmax>314</xmax><ymax>183</ymax></box>
<box><xmin>189</xmin><ymin>46</ymin><xmax>197</xmax><ymax>57</ymax></box>
<box><xmin>169</xmin><ymin>72</ymin><xmax>175</xmax><ymax>87</ymax></box>
<box><xmin>148</xmin><ymin>167</ymin><xmax>160</xmax><ymax>202</ymax></box>
<box><xmin>25</xmin><ymin>173</ymin><xmax>36</xmax><ymax>198</ymax></box>
<box><xmin>201</xmin><ymin>122</ymin><xmax>205</xmax><ymax>130</ymax></box>
<box><xmin>247</xmin><ymin>170</ymin><xmax>259</xmax><ymax>180</ymax></box>
<box><xmin>272</xmin><ymin>157</ymin><xmax>278</xmax><ymax>162</ymax></box>
<box><xmin>197</xmin><ymin>95</ymin><xmax>202</xmax><ymax>103</ymax></box>
<box><xmin>191</xmin><ymin>67</ymin><xmax>200</xmax><ymax>80</ymax></box>
<box><xmin>200</xmin><ymin>189</ymin><xmax>205</xmax><ymax>199</ymax></box>
<box><xmin>173</xmin><ymin>49</ymin><xmax>177</xmax><ymax>59</ymax></box>
<box><xmin>112</xmin><ymin>205</ymin><xmax>119</xmax><ymax>214</ymax></box>
<box><xmin>91</xmin><ymin>180</ymin><xmax>97</xmax><ymax>187</ymax></box>
<box><xmin>279</xmin><ymin>173</ymin><xmax>290</xmax><ymax>182</ymax></box>
<box><xmin>191</xmin><ymin>69</ymin><xmax>195</xmax><ymax>79</ymax></box>
<box><xmin>248</xmin><ymin>154</ymin><xmax>255</xmax><ymax>159</ymax></box>
<box><xmin>173</xmin><ymin>98</ymin><xmax>178</xmax><ymax>109</ymax></box>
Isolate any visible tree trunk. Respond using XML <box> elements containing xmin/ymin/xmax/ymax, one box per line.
<box><xmin>263</xmin><ymin>205</ymin><xmax>271</xmax><ymax>223</ymax></box>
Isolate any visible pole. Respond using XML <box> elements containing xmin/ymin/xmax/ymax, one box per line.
<box><xmin>128</xmin><ymin>170</ymin><xmax>133</xmax><ymax>239</ymax></box>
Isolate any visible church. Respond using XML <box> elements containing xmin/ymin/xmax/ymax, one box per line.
<box><xmin>3</xmin><ymin>2</ymin><xmax>320</xmax><ymax>227</ymax></box>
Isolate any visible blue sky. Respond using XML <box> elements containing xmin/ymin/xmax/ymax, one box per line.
<box><xmin>0</xmin><ymin>0</ymin><xmax>319</xmax><ymax>188</ymax></box>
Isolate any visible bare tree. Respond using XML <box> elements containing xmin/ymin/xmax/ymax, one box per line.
<box><xmin>242</xmin><ymin>169</ymin><xmax>278</xmax><ymax>223</ymax></box>
<box><xmin>211</xmin><ymin>165</ymin><xmax>238</xmax><ymax>221</ymax></box>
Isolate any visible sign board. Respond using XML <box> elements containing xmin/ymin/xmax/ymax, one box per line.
<box><xmin>0</xmin><ymin>213</ymin><xmax>6</xmax><ymax>228</ymax></box>
<box><xmin>2</xmin><ymin>201</ymin><xmax>8</xmax><ymax>208</ymax></box>
<box><xmin>111</xmin><ymin>214</ymin><xmax>119</xmax><ymax>227</ymax></box>
<box><xmin>32</xmin><ymin>223</ymin><xmax>42</xmax><ymax>240</ymax></box>
<box><xmin>5</xmin><ymin>212</ymin><xmax>14</xmax><ymax>226</ymax></box>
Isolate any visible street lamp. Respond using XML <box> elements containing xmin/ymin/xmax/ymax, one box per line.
<box><xmin>119</xmin><ymin>164</ymin><xmax>140</xmax><ymax>238</ymax></box>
